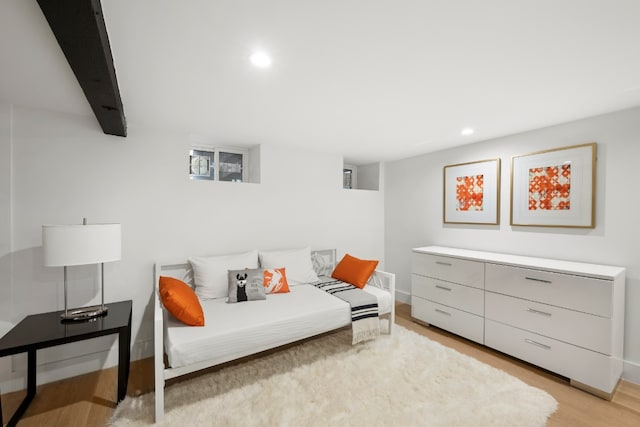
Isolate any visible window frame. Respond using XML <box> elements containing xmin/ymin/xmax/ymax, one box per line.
<box><xmin>343</xmin><ymin>164</ymin><xmax>357</xmax><ymax>189</ymax></box>
<box><xmin>189</xmin><ymin>145</ymin><xmax>249</xmax><ymax>182</ymax></box>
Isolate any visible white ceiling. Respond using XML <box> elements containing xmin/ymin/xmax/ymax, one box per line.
<box><xmin>1</xmin><ymin>0</ymin><xmax>640</xmax><ymax>164</ymax></box>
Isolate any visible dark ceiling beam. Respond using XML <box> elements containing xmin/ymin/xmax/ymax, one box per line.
<box><xmin>36</xmin><ymin>0</ymin><xmax>127</xmax><ymax>137</ymax></box>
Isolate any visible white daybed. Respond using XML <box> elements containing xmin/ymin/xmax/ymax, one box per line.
<box><xmin>153</xmin><ymin>250</ymin><xmax>395</xmax><ymax>423</ymax></box>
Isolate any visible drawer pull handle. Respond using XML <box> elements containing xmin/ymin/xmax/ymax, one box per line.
<box><xmin>525</xmin><ymin>277</ymin><xmax>552</xmax><ymax>284</ymax></box>
<box><xmin>436</xmin><ymin>261</ymin><xmax>452</xmax><ymax>266</ymax></box>
<box><xmin>435</xmin><ymin>285</ymin><xmax>452</xmax><ymax>291</ymax></box>
<box><xmin>435</xmin><ymin>308</ymin><xmax>451</xmax><ymax>316</ymax></box>
<box><xmin>526</xmin><ymin>308</ymin><xmax>552</xmax><ymax>317</ymax></box>
<box><xmin>524</xmin><ymin>339</ymin><xmax>551</xmax><ymax>350</ymax></box>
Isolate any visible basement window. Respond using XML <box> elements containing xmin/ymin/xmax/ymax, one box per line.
<box><xmin>189</xmin><ymin>147</ymin><xmax>248</xmax><ymax>182</ymax></box>
<box><xmin>343</xmin><ymin>166</ymin><xmax>355</xmax><ymax>189</ymax></box>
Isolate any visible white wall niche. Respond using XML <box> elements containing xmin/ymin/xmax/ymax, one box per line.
<box><xmin>343</xmin><ymin>161</ymin><xmax>380</xmax><ymax>191</ymax></box>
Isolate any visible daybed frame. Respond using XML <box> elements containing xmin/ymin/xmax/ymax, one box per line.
<box><xmin>153</xmin><ymin>250</ymin><xmax>395</xmax><ymax>422</ymax></box>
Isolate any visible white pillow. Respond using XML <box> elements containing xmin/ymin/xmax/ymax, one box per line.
<box><xmin>189</xmin><ymin>250</ymin><xmax>259</xmax><ymax>300</ymax></box>
<box><xmin>259</xmin><ymin>247</ymin><xmax>319</xmax><ymax>286</ymax></box>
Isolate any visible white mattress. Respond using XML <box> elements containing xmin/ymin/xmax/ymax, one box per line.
<box><xmin>164</xmin><ymin>283</ymin><xmax>392</xmax><ymax>368</ymax></box>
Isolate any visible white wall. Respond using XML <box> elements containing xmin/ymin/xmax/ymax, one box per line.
<box><xmin>0</xmin><ymin>103</ymin><xmax>385</xmax><ymax>391</ymax></box>
<box><xmin>0</xmin><ymin>104</ymin><xmax>12</xmax><ymax>341</ymax></box>
<box><xmin>357</xmin><ymin>163</ymin><xmax>380</xmax><ymax>191</ymax></box>
<box><xmin>385</xmin><ymin>106</ymin><xmax>640</xmax><ymax>383</ymax></box>
<box><xmin>0</xmin><ymin>105</ymin><xmax>10</xmax><ymax>284</ymax></box>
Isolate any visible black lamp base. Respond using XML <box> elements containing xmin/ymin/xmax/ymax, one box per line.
<box><xmin>60</xmin><ymin>305</ymin><xmax>108</xmax><ymax>322</ymax></box>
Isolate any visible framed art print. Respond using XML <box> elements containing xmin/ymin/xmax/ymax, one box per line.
<box><xmin>443</xmin><ymin>158</ymin><xmax>500</xmax><ymax>225</ymax></box>
<box><xmin>510</xmin><ymin>143</ymin><xmax>596</xmax><ymax>228</ymax></box>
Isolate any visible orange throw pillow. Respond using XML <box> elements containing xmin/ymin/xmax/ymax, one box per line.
<box><xmin>159</xmin><ymin>276</ymin><xmax>205</xmax><ymax>326</ymax></box>
<box><xmin>264</xmin><ymin>268</ymin><xmax>290</xmax><ymax>293</ymax></box>
<box><xmin>331</xmin><ymin>254</ymin><xmax>379</xmax><ymax>288</ymax></box>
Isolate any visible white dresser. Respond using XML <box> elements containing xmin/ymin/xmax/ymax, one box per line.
<box><xmin>411</xmin><ymin>246</ymin><xmax>626</xmax><ymax>398</ymax></box>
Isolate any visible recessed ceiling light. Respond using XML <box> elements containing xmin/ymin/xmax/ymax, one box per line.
<box><xmin>461</xmin><ymin>127</ymin><xmax>474</xmax><ymax>136</ymax></box>
<box><xmin>250</xmin><ymin>51</ymin><xmax>272</xmax><ymax>68</ymax></box>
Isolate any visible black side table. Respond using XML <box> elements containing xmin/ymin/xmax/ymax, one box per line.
<box><xmin>0</xmin><ymin>300</ymin><xmax>132</xmax><ymax>427</ymax></box>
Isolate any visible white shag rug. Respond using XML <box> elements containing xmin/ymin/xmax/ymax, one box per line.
<box><xmin>110</xmin><ymin>325</ymin><xmax>557</xmax><ymax>426</ymax></box>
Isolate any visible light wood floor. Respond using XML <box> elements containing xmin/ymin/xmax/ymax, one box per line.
<box><xmin>2</xmin><ymin>302</ymin><xmax>640</xmax><ymax>426</ymax></box>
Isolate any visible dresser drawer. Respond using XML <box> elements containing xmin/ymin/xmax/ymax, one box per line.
<box><xmin>411</xmin><ymin>297</ymin><xmax>484</xmax><ymax>344</ymax></box>
<box><xmin>485</xmin><ymin>263</ymin><xmax>612</xmax><ymax>317</ymax></box>
<box><xmin>412</xmin><ymin>274</ymin><xmax>484</xmax><ymax>316</ymax></box>
<box><xmin>485</xmin><ymin>319</ymin><xmax>617</xmax><ymax>393</ymax></box>
<box><xmin>412</xmin><ymin>253</ymin><xmax>484</xmax><ymax>289</ymax></box>
<box><xmin>485</xmin><ymin>292</ymin><xmax>611</xmax><ymax>354</ymax></box>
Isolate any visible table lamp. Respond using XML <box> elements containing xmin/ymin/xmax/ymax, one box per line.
<box><xmin>42</xmin><ymin>219</ymin><xmax>121</xmax><ymax>321</ymax></box>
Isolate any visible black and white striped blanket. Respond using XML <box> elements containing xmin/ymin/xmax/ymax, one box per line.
<box><xmin>314</xmin><ymin>278</ymin><xmax>380</xmax><ymax>344</ymax></box>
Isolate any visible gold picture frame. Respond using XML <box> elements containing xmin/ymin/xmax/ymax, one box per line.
<box><xmin>443</xmin><ymin>158</ymin><xmax>501</xmax><ymax>225</ymax></box>
<box><xmin>510</xmin><ymin>143</ymin><xmax>596</xmax><ymax>228</ymax></box>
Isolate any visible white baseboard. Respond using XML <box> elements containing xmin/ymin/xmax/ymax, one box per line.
<box><xmin>0</xmin><ymin>346</ymin><xmax>118</xmax><ymax>394</ymax></box>
<box><xmin>623</xmin><ymin>359</ymin><xmax>640</xmax><ymax>385</ymax></box>
<box><xmin>0</xmin><ymin>337</ymin><xmax>153</xmax><ymax>394</ymax></box>
<box><xmin>132</xmin><ymin>337</ymin><xmax>154</xmax><ymax>361</ymax></box>
<box><xmin>395</xmin><ymin>289</ymin><xmax>411</xmax><ymax>304</ymax></box>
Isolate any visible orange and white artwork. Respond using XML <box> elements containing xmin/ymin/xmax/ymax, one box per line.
<box><xmin>528</xmin><ymin>165</ymin><xmax>571</xmax><ymax>211</ymax></box>
<box><xmin>444</xmin><ymin>158</ymin><xmax>499</xmax><ymax>225</ymax></box>
<box><xmin>456</xmin><ymin>174</ymin><xmax>484</xmax><ymax>211</ymax></box>
<box><xmin>511</xmin><ymin>143</ymin><xmax>595</xmax><ymax>228</ymax></box>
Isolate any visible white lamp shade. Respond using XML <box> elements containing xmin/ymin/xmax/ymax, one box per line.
<box><xmin>42</xmin><ymin>223</ymin><xmax>121</xmax><ymax>267</ymax></box>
